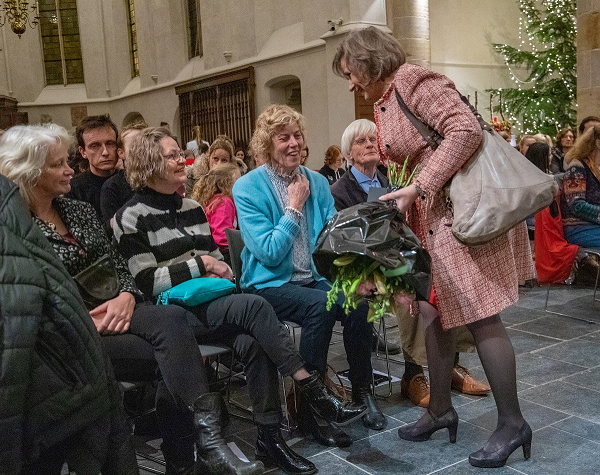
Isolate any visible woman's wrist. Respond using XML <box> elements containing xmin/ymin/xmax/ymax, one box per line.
<box><xmin>285</xmin><ymin>206</ymin><xmax>303</xmax><ymax>225</ymax></box>
<box><xmin>413</xmin><ymin>182</ymin><xmax>426</xmax><ymax>198</ymax></box>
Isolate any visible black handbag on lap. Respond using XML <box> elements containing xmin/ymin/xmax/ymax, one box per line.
<box><xmin>73</xmin><ymin>254</ymin><xmax>120</xmax><ymax>310</ymax></box>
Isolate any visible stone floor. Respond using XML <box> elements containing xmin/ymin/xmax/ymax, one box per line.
<box><xmin>136</xmin><ymin>284</ymin><xmax>600</xmax><ymax>475</ymax></box>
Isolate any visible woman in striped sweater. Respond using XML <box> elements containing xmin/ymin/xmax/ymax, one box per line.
<box><xmin>113</xmin><ymin>127</ymin><xmax>367</xmax><ymax>475</ymax></box>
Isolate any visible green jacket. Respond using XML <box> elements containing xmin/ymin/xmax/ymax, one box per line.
<box><xmin>0</xmin><ymin>175</ymin><xmax>137</xmax><ymax>474</ymax></box>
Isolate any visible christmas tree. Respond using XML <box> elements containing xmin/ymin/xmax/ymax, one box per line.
<box><xmin>487</xmin><ymin>0</ymin><xmax>577</xmax><ymax>136</ymax></box>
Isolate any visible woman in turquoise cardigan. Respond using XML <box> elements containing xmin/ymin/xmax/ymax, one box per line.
<box><xmin>233</xmin><ymin>105</ymin><xmax>386</xmax><ymax>448</ymax></box>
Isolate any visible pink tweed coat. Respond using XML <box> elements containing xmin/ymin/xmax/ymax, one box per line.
<box><xmin>374</xmin><ymin>63</ymin><xmax>534</xmax><ymax>330</ymax></box>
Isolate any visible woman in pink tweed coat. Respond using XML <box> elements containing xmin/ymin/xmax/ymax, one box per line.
<box><xmin>333</xmin><ymin>27</ymin><xmax>534</xmax><ymax>469</ymax></box>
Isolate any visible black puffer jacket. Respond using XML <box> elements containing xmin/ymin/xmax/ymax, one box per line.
<box><xmin>0</xmin><ymin>175</ymin><xmax>138</xmax><ymax>475</ymax></box>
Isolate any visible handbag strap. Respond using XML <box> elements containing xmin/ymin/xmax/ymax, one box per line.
<box><xmin>394</xmin><ymin>88</ymin><xmax>494</xmax><ymax>151</ymax></box>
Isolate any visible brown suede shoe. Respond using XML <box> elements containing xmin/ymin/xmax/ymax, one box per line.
<box><xmin>400</xmin><ymin>373</ymin><xmax>430</xmax><ymax>408</ymax></box>
<box><xmin>451</xmin><ymin>364</ymin><xmax>491</xmax><ymax>395</ymax></box>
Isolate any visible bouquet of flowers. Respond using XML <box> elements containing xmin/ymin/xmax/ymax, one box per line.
<box><xmin>313</xmin><ymin>161</ymin><xmax>431</xmax><ymax>322</ymax></box>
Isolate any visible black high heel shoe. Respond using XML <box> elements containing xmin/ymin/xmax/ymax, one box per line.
<box><xmin>397</xmin><ymin>407</ymin><xmax>458</xmax><ymax>443</ymax></box>
<box><xmin>469</xmin><ymin>421</ymin><xmax>532</xmax><ymax>468</ymax></box>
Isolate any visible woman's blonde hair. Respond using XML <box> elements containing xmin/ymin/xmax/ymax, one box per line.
<box><xmin>332</xmin><ymin>26</ymin><xmax>406</xmax><ymax>83</ymax></box>
<box><xmin>191</xmin><ymin>162</ymin><xmax>239</xmax><ymax>213</ymax></box>
<box><xmin>0</xmin><ymin>123</ymin><xmax>71</xmax><ymax>207</ymax></box>
<box><xmin>533</xmin><ymin>133</ymin><xmax>553</xmax><ymax>148</ymax></box>
<box><xmin>125</xmin><ymin>127</ymin><xmax>173</xmax><ymax>190</ymax></box>
<box><xmin>250</xmin><ymin>104</ymin><xmax>306</xmax><ymax>166</ymax></box>
<box><xmin>118</xmin><ymin>122</ymin><xmax>147</xmax><ymax>150</ymax></box>
<box><xmin>565</xmin><ymin>124</ymin><xmax>600</xmax><ymax>166</ymax></box>
<box><xmin>207</xmin><ymin>137</ymin><xmax>234</xmax><ymax>165</ymax></box>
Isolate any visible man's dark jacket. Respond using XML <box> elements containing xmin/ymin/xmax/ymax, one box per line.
<box><xmin>0</xmin><ymin>175</ymin><xmax>137</xmax><ymax>474</ymax></box>
<box><xmin>330</xmin><ymin>167</ymin><xmax>389</xmax><ymax>211</ymax></box>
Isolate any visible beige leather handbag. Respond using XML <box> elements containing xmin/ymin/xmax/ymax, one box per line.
<box><xmin>395</xmin><ymin>89</ymin><xmax>558</xmax><ymax>245</ymax></box>
<box><xmin>448</xmin><ymin>129</ymin><xmax>558</xmax><ymax>245</ymax></box>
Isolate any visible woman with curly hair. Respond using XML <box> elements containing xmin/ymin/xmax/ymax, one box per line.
<box><xmin>191</xmin><ymin>162</ymin><xmax>241</xmax><ymax>265</ymax></box>
<box><xmin>318</xmin><ymin>145</ymin><xmax>345</xmax><ymax>185</ymax></box>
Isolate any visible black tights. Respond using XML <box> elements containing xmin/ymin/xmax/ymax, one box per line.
<box><xmin>417</xmin><ymin>302</ymin><xmax>525</xmax><ymax>452</ymax></box>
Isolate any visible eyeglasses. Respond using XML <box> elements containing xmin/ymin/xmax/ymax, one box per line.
<box><xmin>163</xmin><ymin>150</ymin><xmax>185</xmax><ymax>162</ymax></box>
<box><xmin>353</xmin><ymin>136</ymin><xmax>377</xmax><ymax>146</ymax></box>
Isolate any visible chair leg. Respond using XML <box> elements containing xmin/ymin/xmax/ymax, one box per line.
<box><xmin>593</xmin><ymin>256</ymin><xmax>600</xmax><ymax>303</ymax></box>
<box><xmin>372</xmin><ymin>317</ymin><xmax>393</xmax><ymax>398</ymax></box>
<box><xmin>543</xmin><ymin>283</ymin><xmax>596</xmax><ymax>324</ymax></box>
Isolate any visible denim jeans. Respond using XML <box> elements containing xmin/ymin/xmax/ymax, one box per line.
<box><xmin>256</xmin><ymin>279</ymin><xmax>373</xmax><ymax>386</ymax></box>
<box><xmin>563</xmin><ymin>224</ymin><xmax>600</xmax><ymax>251</ymax></box>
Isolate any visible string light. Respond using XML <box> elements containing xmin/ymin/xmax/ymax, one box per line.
<box><xmin>488</xmin><ymin>0</ymin><xmax>577</xmax><ymax>135</ymax></box>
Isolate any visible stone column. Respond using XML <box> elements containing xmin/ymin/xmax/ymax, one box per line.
<box><xmin>577</xmin><ymin>2</ymin><xmax>600</xmax><ymax>124</ymax></box>
<box><xmin>388</xmin><ymin>0</ymin><xmax>430</xmax><ymax>68</ymax></box>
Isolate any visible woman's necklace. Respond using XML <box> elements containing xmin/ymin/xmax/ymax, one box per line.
<box><xmin>266</xmin><ymin>163</ymin><xmax>299</xmax><ymax>183</ymax></box>
<box><xmin>37</xmin><ymin>207</ymin><xmax>61</xmax><ymax>232</ymax></box>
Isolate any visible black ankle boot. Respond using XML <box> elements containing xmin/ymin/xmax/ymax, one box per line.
<box><xmin>296</xmin><ymin>402</ymin><xmax>352</xmax><ymax>448</ymax></box>
<box><xmin>193</xmin><ymin>393</ymin><xmax>265</xmax><ymax>475</ymax></box>
<box><xmin>297</xmin><ymin>371</ymin><xmax>366</xmax><ymax>425</ymax></box>
<box><xmin>161</xmin><ymin>435</ymin><xmax>195</xmax><ymax>475</ymax></box>
<box><xmin>352</xmin><ymin>384</ymin><xmax>386</xmax><ymax>430</ymax></box>
<box><xmin>255</xmin><ymin>424</ymin><xmax>317</xmax><ymax>475</ymax></box>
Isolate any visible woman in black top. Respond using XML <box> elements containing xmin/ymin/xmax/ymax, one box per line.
<box><xmin>318</xmin><ymin>145</ymin><xmax>345</xmax><ymax>184</ymax></box>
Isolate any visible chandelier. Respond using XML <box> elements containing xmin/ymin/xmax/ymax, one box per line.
<box><xmin>0</xmin><ymin>1</ymin><xmax>40</xmax><ymax>38</ymax></box>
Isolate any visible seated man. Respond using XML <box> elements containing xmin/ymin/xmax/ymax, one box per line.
<box><xmin>233</xmin><ymin>105</ymin><xmax>386</xmax><ymax>444</ymax></box>
<box><xmin>331</xmin><ymin>119</ymin><xmax>490</xmax><ymax>407</ymax></box>
<box><xmin>67</xmin><ymin>115</ymin><xmax>120</xmax><ymax>220</ymax></box>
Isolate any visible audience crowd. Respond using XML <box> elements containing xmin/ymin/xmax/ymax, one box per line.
<box><xmin>0</xmin><ymin>29</ymin><xmax>596</xmax><ymax>475</ymax></box>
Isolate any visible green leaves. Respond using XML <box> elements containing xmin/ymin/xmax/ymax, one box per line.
<box><xmin>326</xmin><ymin>253</ymin><xmax>414</xmax><ymax>323</ymax></box>
<box><xmin>388</xmin><ymin>157</ymin><xmax>416</xmax><ymax>189</ymax></box>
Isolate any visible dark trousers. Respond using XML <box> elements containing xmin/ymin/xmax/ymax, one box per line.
<box><xmin>186</xmin><ymin>293</ymin><xmax>305</xmax><ymax>425</ymax></box>
<box><xmin>101</xmin><ymin>302</ymin><xmax>209</xmax><ymax>443</ymax></box>
<box><xmin>256</xmin><ymin>279</ymin><xmax>373</xmax><ymax>386</ymax></box>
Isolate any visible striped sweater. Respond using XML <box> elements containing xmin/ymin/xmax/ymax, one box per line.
<box><xmin>112</xmin><ymin>188</ymin><xmax>222</xmax><ymax>298</ymax></box>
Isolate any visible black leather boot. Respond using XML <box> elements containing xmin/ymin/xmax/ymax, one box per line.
<box><xmin>297</xmin><ymin>371</ymin><xmax>366</xmax><ymax>425</ymax></box>
<box><xmin>296</xmin><ymin>402</ymin><xmax>352</xmax><ymax>448</ymax></box>
<box><xmin>352</xmin><ymin>384</ymin><xmax>386</xmax><ymax>430</ymax></box>
<box><xmin>193</xmin><ymin>393</ymin><xmax>265</xmax><ymax>475</ymax></box>
<box><xmin>161</xmin><ymin>434</ymin><xmax>195</xmax><ymax>475</ymax></box>
<box><xmin>255</xmin><ymin>424</ymin><xmax>317</xmax><ymax>475</ymax></box>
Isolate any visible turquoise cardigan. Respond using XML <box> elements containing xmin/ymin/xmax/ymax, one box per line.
<box><xmin>232</xmin><ymin>165</ymin><xmax>336</xmax><ymax>290</ymax></box>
